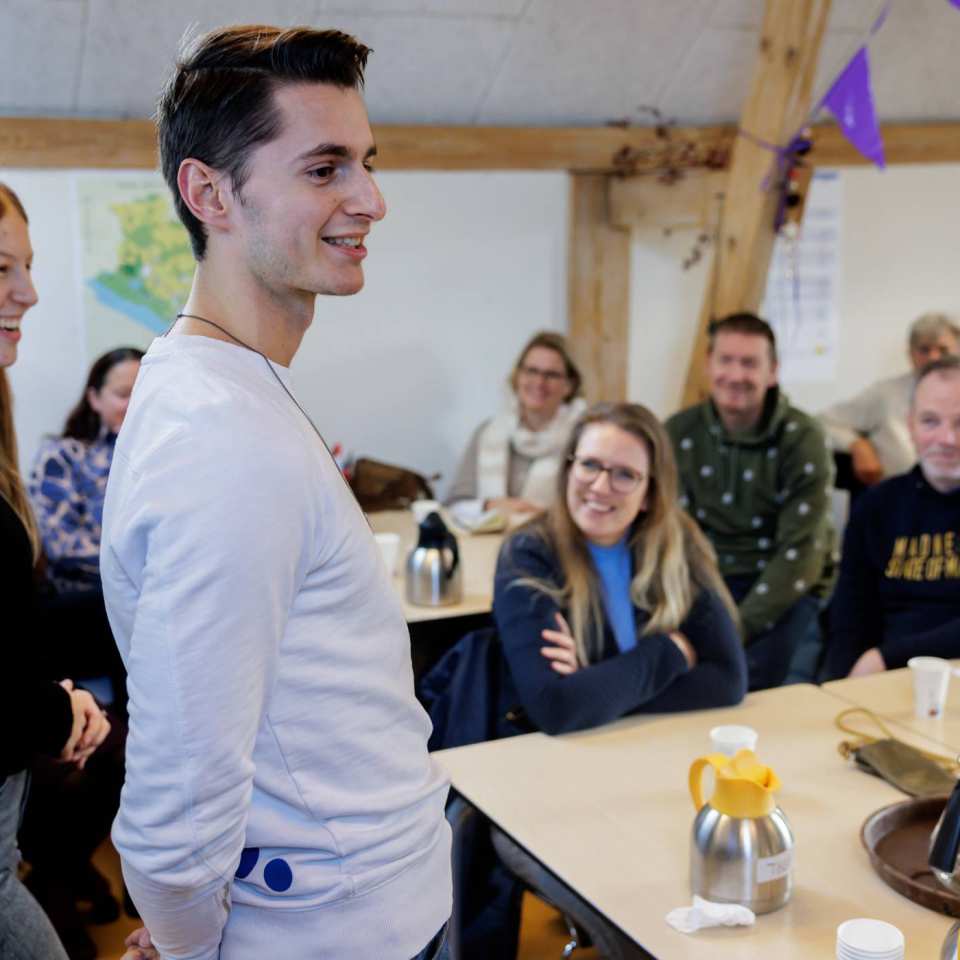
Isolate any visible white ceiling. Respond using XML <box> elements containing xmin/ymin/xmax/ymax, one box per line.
<box><xmin>2</xmin><ymin>0</ymin><xmax>958</xmax><ymax>127</ymax></box>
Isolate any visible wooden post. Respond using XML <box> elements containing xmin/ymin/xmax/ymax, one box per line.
<box><xmin>567</xmin><ymin>174</ymin><xmax>631</xmax><ymax>404</ymax></box>
<box><xmin>680</xmin><ymin>0</ymin><xmax>831</xmax><ymax>407</ymax></box>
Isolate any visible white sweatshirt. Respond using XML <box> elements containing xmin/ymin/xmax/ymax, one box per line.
<box><xmin>818</xmin><ymin>371</ymin><xmax>916</xmax><ymax>476</ymax></box>
<box><xmin>101</xmin><ymin>335</ymin><xmax>451</xmax><ymax>960</ymax></box>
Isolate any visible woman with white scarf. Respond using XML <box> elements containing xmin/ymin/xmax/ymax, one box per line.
<box><xmin>446</xmin><ymin>331</ymin><xmax>586</xmax><ymax>526</ymax></box>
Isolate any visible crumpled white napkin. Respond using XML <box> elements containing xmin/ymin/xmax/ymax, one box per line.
<box><xmin>666</xmin><ymin>896</ymin><xmax>756</xmax><ymax>934</ymax></box>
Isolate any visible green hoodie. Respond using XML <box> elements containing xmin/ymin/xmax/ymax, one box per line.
<box><xmin>665</xmin><ymin>388</ymin><xmax>836</xmax><ymax>642</ymax></box>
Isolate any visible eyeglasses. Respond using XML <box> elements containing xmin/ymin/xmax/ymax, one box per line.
<box><xmin>519</xmin><ymin>364</ymin><xmax>568</xmax><ymax>383</ymax></box>
<box><xmin>569</xmin><ymin>456</ymin><xmax>646</xmax><ymax>494</ymax></box>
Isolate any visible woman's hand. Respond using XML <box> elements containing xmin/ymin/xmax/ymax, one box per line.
<box><xmin>540</xmin><ymin>612</ymin><xmax>580</xmax><ymax>675</ymax></box>
<box><xmin>59</xmin><ymin>679</ymin><xmax>111</xmax><ymax>769</ymax></box>
<box><xmin>121</xmin><ymin>927</ymin><xmax>158</xmax><ymax>960</ymax></box>
<box><xmin>848</xmin><ymin>647</ymin><xmax>886</xmax><ymax>677</ymax></box>
<box><xmin>485</xmin><ymin>496</ymin><xmax>540</xmax><ymax>516</ymax></box>
<box><xmin>669</xmin><ymin>632</ymin><xmax>697</xmax><ymax>669</ymax></box>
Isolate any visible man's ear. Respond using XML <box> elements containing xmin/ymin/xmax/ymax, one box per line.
<box><xmin>768</xmin><ymin>357</ymin><xmax>780</xmax><ymax>387</ymax></box>
<box><xmin>177</xmin><ymin>158</ymin><xmax>232</xmax><ymax>234</ymax></box>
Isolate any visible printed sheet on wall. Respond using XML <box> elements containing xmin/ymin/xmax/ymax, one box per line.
<box><xmin>761</xmin><ymin>170</ymin><xmax>843</xmax><ymax>383</ymax></box>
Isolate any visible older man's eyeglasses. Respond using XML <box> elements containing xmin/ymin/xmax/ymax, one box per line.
<box><xmin>569</xmin><ymin>456</ymin><xmax>645</xmax><ymax>493</ymax></box>
<box><xmin>519</xmin><ymin>364</ymin><xmax>568</xmax><ymax>383</ymax></box>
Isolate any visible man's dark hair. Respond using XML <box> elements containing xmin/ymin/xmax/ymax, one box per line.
<box><xmin>707</xmin><ymin>312</ymin><xmax>778</xmax><ymax>364</ymax></box>
<box><xmin>912</xmin><ymin>354</ymin><xmax>960</xmax><ymax>405</ymax></box>
<box><xmin>157</xmin><ymin>25</ymin><xmax>371</xmax><ymax>260</ymax></box>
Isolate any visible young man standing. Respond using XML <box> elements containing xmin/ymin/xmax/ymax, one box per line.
<box><xmin>101</xmin><ymin>26</ymin><xmax>451</xmax><ymax>960</ymax></box>
<box><xmin>665</xmin><ymin>313</ymin><xmax>835</xmax><ymax>691</ymax></box>
<box><xmin>825</xmin><ymin>356</ymin><xmax>960</xmax><ymax>678</ymax></box>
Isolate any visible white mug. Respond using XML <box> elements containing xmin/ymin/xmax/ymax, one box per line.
<box><xmin>373</xmin><ymin>532</ymin><xmax>400</xmax><ymax>577</ymax></box>
<box><xmin>709</xmin><ymin>724</ymin><xmax>759</xmax><ymax>757</ymax></box>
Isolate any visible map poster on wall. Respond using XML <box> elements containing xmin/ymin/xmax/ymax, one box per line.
<box><xmin>76</xmin><ymin>172</ymin><xmax>193</xmax><ymax>359</ymax></box>
<box><xmin>761</xmin><ymin>170</ymin><xmax>843</xmax><ymax>383</ymax></box>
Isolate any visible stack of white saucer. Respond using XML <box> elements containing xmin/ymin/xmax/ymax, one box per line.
<box><xmin>836</xmin><ymin>919</ymin><xmax>905</xmax><ymax>960</ymax></box>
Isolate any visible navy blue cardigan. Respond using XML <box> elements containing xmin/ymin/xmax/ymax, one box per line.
<box><xmin>492</xmin><ymin>531</ymin><xmax>747</xmax><ymax>735</ymax></box>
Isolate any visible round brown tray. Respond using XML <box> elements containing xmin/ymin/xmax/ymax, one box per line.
<box><xmin>861</xmin><ymin>795</ymin><xmax>960</xmax><ymax>917</ymax></box>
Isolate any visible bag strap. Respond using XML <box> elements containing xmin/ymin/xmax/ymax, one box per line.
<box><xmin>834</xmin><ymin>706</ymin><xmax>959</xmax><ymax>773</ymax></box>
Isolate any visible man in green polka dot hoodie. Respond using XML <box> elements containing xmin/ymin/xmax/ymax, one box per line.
<box><xmin>666</xmin><ymin>313</ymin><xmax>835</xmax><ymax>690</ymax></box>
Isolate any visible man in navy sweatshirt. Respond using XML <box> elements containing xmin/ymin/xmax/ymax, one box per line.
<box><xmin>825</xmin><ymin>355</ymin><xmax>960</xmax><ymax>678</ymax></box>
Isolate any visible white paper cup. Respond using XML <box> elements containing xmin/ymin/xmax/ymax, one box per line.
<box><xmin>374</xmin><ymin>532</ymin><xmax>400</xmax><ymax>577</ymax></box>
<box><xmin>836</xmin><ymin>918</ymin><xmax>904</xmax><ymax>959</ymax></box>
<box><xmin>709</xmin><ymin>724</ymin><xmax>759</xmax><ymax>756</ymax></box>
<box><xmin>411</xmin><ymin>499</ymin><xmax>441</xmax><ymax>525</ymax></box>
<box><xmin>908</xmin><ymin>656</ymin><xmax>951</xmax><ymax>719</ymax></box>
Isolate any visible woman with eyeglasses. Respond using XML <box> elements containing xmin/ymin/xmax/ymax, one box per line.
<box><xmin>24</xmin><ymin>347</ymin><xmax>143</xmax><ymax>721</ymax></box>
<box><xmin>445</xmin><ymin>331</ymin><xmax>586</xmax><ymax>524</ymax></box>
<box><xmin>493</xmin><ymin>402</ymin><xmax>747</xmax><ymax>736</ymax></box>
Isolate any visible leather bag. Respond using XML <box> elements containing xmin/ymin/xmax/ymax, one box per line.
<box><xmin>348</xmin><ymin>457</ymin><xmax>434</xmax><ymax>512</ymax></box>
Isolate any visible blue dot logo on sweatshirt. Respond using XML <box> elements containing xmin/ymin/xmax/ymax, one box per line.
<box><xmin>264</xmin><ymin>858</ymin><xmax>294</xmax><ymax>892</ymax></box>
<box><xmin>235</xmin><ymin>847</ymin><xmax>260</xmax><ymax>879</ymax></box>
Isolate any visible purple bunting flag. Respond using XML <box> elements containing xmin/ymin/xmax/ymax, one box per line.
<box><xmin>950</xmin><ymin>0</ymin><xmax>960</xmax><ymax>9</ymax></box>
<box><xmin>817</xmin><ymin>46</ymin><xmax>885</xmax><ymax>169</ymax></box>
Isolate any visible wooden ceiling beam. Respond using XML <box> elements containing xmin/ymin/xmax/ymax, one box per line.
<box><xmin>567</xmin><ymin>175</ymin><xmax>631</xmax><ymax>404</ymax></box>
<box><xmin>680</xmin><ymin>0</ymin><xmax>832</xmax><ymax>407</ymax></box>
<box><xmin>1</xmin><ymin>116</ymin><xmax>959</xmax><ymax>171</ymax></box>
<box><xmin>608</xmin><ymin>170</ymin><xmax>727</xmax><ymax>230</ymax></box>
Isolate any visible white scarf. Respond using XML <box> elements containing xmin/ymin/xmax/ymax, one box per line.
<box><xmin>477</xmin><ymin>397</ymin><xmax>587</xmax><ymax>508</ymax></box>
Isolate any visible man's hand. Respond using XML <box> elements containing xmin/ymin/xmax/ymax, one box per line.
<box><xmin>850</xmin><ymin>438</ymin><xmax>884</xmax><ymax>486</ymax></box>
<box><xmin>848</xmin><ymin>647</ymin><xmax>887</xmax><ymax>677</ymax></box>
<box><xmin>59</xmin><ymin>679</ymin><xmax>111</xmax><ymax>769</ymax></box>
<box><xmin>540</xmin><ymin>612</ymin><xmax>580</xmax><ymax>675</ymax></box>
<box><xmin>121</xmin><ymin>927</ymin><xmax>158</xmax><ymax>960</ymax></box>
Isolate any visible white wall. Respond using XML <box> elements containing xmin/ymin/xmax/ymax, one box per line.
<box><xmin>7</xmin><ymin>160</ymin><xmax>960</xmax><ymax>491</ymax></box>
<box><xmin>628</xmin><ymin>226</ymin><xmax>711</xmax><ymax>419</ymax></box>
<box><xmin>627</xmin><ymin>163</ymin><xmax>960</xmax><ymax>418</ymax></box>
<box><xmin>3</xmin><ymin>169</ymin><xmax>569</xmax><ymax>495</ymax></box>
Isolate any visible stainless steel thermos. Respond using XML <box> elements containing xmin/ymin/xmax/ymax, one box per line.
<box><xmin>689</xmin><ymin>750</ymin><xmax>795</xmax><ymax>914</ymax></box>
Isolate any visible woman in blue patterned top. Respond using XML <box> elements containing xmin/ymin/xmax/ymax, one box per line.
<box><xmin>30</xmin><ymin>347</ymin><xmax>142</xmax><ymax>592</ymax></box>
<box><xmin>20</xmin><ymin>348</ymin><xmax>141</xmax><ymax>951</ymax></box>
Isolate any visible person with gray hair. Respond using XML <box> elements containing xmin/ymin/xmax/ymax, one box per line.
<box><xmin>820</xmin><ymin>312</ymin><xmax>960</xmax><ymax>485</ymax></box>
<box><xmin>824</xmin><ymin>355</ymin><xmax>960</xmax><ymax>678</ymax></box>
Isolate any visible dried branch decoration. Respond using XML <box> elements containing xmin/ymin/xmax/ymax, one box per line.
<box><xmin>607</xmin><ymin>105</ymin><xmax>730</xmax><ymax>180</ymax></box>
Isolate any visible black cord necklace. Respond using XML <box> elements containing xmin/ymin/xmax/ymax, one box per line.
<box><xmin>171</xmin><ymin>312</ymin><xmax>359</xmax><ymax>506</ymax></box>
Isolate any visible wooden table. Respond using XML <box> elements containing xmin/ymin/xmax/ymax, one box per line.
<box><xmin>435</xmin><ymin>684</ymin><xmax>951</xmax><ymax>958</ymax></box>
<box><xmin>368</xmin><ymin>510</ymin><xmax>503</xmax><ymax>624</ymax></box>
<box><xmin>823</xmin><ymin>663</ymin><xmax>960</xmax><ymax>753</ymax></box>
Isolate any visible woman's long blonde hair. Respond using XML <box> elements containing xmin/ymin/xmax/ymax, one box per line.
<box><xmin>510</xmin><ymin>402</ymin><xmax>738</xmax><ymax>665</ymax></box>
<box><xmin>0</xmin><ymin>183</ymin><xmax>40</xmax><ymax>560</ymax></box>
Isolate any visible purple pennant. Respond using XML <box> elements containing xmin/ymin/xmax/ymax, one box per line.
<box><xmin>950</xmin><ymin>0</ymin><xmax>960</xmax><ymax>9</ymax></box>
<box><xmin>817</xmin><ymin>46</ymin><xmax>885</xmax><ymax>169</ymax></box>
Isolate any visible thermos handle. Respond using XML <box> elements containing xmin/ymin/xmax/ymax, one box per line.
<box><xmin>444</xmin><ymin>532</ymin><xmax>460</xmax><ymax>580</ymax></box>
<box><xmin>930</xmin><ymin>778</ymin><xmax>960</xmax><ymax>874</ymax></box>
<box><xmin>689</xmin><ymin>754</ymin><xmax>729</xmax><ymax>812</ymax></box>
